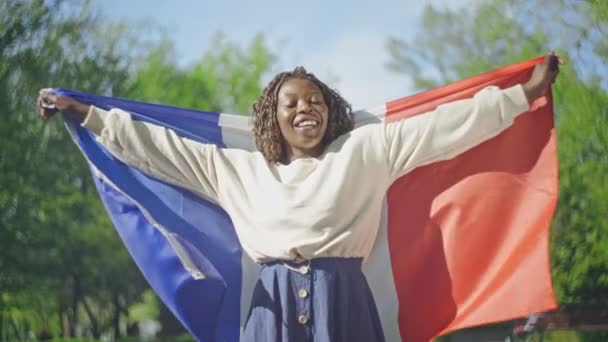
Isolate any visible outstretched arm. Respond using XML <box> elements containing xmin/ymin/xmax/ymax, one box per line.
<box><xmin>37</xmin><ymin>94</ymin><xmax>223</xmax><ymax>203</ymax></box>
<box><xmin>381</xmin><ymin>53</ymin><xmax>560</xmax><ymax>182</ymax></box>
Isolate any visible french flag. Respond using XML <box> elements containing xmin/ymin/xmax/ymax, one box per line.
<box><xmin>60</xmin><ymin>56</ymin><xmax>557</xmax><ymax>342</ymax></box>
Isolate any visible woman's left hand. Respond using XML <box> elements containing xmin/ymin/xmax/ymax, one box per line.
<box><xmin>523</xmin><ymin>52</ymin><xmax>563</xmax><ymax>103</ymax></box>
<box><xmin>37</xmin><ymin>89</ymin><xmax>90</xmax><ymax>122</ymax></box>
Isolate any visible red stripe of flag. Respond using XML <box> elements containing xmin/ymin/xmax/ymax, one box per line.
<box><xmin>385</xmin><ymin>57</ymin><xmax>558</xmax><ymax>341</ymax></box>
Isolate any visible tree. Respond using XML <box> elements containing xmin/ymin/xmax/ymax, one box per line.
<box><xmin>128</xmin><ymin>32</ymin><xmax>273</xmax><ymax>114</ymax></box>
<box><xmin>1</xmin><ymin>1</ymin><xmax>274</xmax><ymax>340</ymax></box>
<box><xmin>386</xmin><ymin>0</ymin><xmax>608</xmax><ymax>340</ymax></box>
<box><xmin>1</xmin><ymin>0</ymin><xmax>144</xmax><ymax>339</ymax></box>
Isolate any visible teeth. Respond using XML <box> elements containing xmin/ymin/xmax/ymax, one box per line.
<box><xmin>296</xmin><ymin>120</ymin><xmax>318</xmax><ymax>128</ymax></box>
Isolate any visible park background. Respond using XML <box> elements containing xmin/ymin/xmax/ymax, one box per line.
<box><xmin>1</xmin><ymin>0</ymin><xmax>606</xmax><ymax>341</ymax></box>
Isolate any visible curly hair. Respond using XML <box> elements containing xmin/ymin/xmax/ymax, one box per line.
<box><xmin>252</xmin><ymin>66</ymin><xmax>354</xmax><ymax>163</ymax></box>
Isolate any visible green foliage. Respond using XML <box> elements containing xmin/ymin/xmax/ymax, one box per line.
<box><xmin>551</xmin><ymin>74</ymin><xmax>608</xmax><ymax>304</ymax></box>
<box><xmin>0</xmin><ymin>0</ymin><xmax>273</xmax><ymax>340</ymax></box>
<box><xmin>537</xmin><ymin>331</ymin><xmax>580</xmax><ymax>342</ymax></box>
<box><xmin>388</xmin><ymin>0</ymin><xmax>608</xmax><ymax>340</ymax></box>
<box><xmin>128</xmin><ymin>290</ymin><xmax>160</xmax><ymax>324</ymax></box>
<box><xmin>1</xmin><ymin>0</ymin><xmax>149</xmax><ymax>339</ymax></box>
<box><xmin>128</xmin><ymin>33</ymin><xmax>273</xmax><ymax>114</ymax></box>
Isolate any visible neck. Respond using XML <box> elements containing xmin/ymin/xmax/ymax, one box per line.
<box><xmin>281</xmin><ymin>144</ymin><xmax>324</xmax><ymax>164</ymax></box>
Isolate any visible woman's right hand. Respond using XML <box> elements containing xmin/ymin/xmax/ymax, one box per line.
<box><xmin>522</xmin><ymin>52</ymin><xmax>562</xmax><ymax>104</ymax></box>
<box><xmin>37</xmin><ymin>89</ymin><xmax>90</xmax><ymax>122</ymax></box>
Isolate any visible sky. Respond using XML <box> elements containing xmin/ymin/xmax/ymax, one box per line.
<box><xmin>93</xmin><ymin>0</ymin><xmax>478</xmax><ymax>110</ymax></box>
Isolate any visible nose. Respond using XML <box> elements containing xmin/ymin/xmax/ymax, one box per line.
<box><xmin>297</xmin><ymin>100</ymin><xmax>312</xmax><ymax>113</ymax></box>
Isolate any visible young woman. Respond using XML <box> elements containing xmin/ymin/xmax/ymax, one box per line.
<box><xmin>38</xmin><ymin>54</ymin><xmax>559</xmax><ymax>342</ymax></box>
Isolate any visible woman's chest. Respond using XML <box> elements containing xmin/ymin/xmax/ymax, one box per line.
<box><xmin>230</xmin><ymin>162</ymin><xmax>385</xmax><ymax>230</ymax></box>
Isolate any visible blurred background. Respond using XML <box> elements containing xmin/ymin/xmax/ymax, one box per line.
<box><xmin>1</xmin><ymin>0</ymin><xmax>606</xmax><ymax>341</ymax></box>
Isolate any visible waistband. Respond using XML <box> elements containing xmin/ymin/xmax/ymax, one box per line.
<box><xmin>262</xmin><ymin>257</ymin><xmax>363</xmax><ymax>273</ymax></box>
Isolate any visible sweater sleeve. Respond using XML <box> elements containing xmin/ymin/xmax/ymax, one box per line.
<box><xmin>82</xmin><ymin>106</ymin><xmax>222</xmax><ymax>203</ymax></box>
<box><xmin>381</xmin><ymin>84</ymin><xmax>530</xmax><ymax>182</ymax></box>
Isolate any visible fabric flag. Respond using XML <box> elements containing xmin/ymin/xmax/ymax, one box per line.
<box><xmin>59</xmin><ymin>56</ymin><xmax>558</xmax><ymax>342</ymax></box>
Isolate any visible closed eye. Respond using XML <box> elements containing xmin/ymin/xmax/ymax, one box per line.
<box><xmin>310</xmin><ymin>96</ymin><xmax>325</xmax><ymax>105</ymax></box>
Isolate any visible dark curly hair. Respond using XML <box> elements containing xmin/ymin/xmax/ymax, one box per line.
<box><xmin>252</xmin><ymin>66</ymin><xmax>354</xmax><ymax>163</ymax></box>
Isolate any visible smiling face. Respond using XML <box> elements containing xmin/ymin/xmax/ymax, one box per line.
<box><xmin>251</xmin><ymin>66</ymin><xmax>354</xmax><ymax>164</ymax></box>
<box><xmin>276</xmin><ymin>77</ymin><xmax>329</xmax><ymax>162</ymax></box>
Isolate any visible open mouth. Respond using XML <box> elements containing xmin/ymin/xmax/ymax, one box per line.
<box><xmin>294</xmin><ymin>120</ymin><xmax>319</xmax><ymax>128</ymax></box>
<box><xmin>293</xmin><ymin>116</ymin><xmax>320</xmax><ymax>129</ymax></box>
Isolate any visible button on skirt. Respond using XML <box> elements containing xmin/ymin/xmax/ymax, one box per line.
<box><xmin>241</xmin><ymin>257</ymin><xmax>385</xmax><ymax>342</ymax></box>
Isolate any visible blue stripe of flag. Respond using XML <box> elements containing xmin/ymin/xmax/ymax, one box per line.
<box><xmin>58</xmin><ymin>89</ymin><xmax>243</xmax><ymax>342</ymax></box>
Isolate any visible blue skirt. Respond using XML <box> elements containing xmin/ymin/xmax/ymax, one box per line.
<box><xmin>241</xmin><ymin>258</ymin><xmax>385</xmax><ymax>342</ymax></box>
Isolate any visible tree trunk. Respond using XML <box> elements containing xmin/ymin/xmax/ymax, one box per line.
<box><xmin>0</xmin><ymin>308</ymin><xmax>4</xmax><ymax>342</ymax></box>
<box><xmin>70</xmin><ymin>273</ymin><xmax>81</xmax><ymax>337</ymax></box>
<box><xmin>58</xmin><ymin>300</ymin><xmax>68</xmax><ymax>338</ymax></box>
<box><xmin>112</xmin><ymin>291</ymin><xmax>121</xmax><ymax>340</ymax></box>
<box><xmin>119</xmin><ymin>301</ymin><xmax>139</xmax><ymax>337</ymax></box>
<box><xmin>81</xmin><ymin>297</ymin><xmax>100</xmax><ymax>339</ymax></box>
<box><xmin>9</xmin><ymin>318</ymin><xmax>21</xmax><ymax>341</ymax></box>
<box><xmin>158</xmin><ymin>303</ymin><xmax>184</xmax><ymax>337</ymax></box>
<box><xmin>62</xmin><ymin>310</ymin><xmax>70</xmax><ymax>338</ymax></box>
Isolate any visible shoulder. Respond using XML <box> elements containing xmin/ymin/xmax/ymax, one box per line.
<box><xmin>327</xmin><ymin>123</ymin><xmax>384</xmax><ymax>149</ymax></box>
<box><xmin>217</xmin><ymin>147</ymin><xmax>266</xmax><ymax>169</ymax></box>
<box><xmin>323</xmin><ymin>123</ymin><xmax>387</xmax><ymax>166</ymax></box>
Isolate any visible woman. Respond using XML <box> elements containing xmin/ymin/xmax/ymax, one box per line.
<box><xmin>38</xmin><ymin>54</ymin><xmax>560</xmax><ymax>342</ymax></box>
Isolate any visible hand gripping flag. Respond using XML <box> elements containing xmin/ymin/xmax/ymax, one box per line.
<box><xmin>59</xmin><ymin>56</ymin><xmax>558</xmax><ymax>342</ymax></box>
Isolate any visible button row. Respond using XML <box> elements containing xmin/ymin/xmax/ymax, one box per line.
<box><xmin>297</xmin><ymin>262</ymin><xmax>310</xmax><ymax>326</ymax></box>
